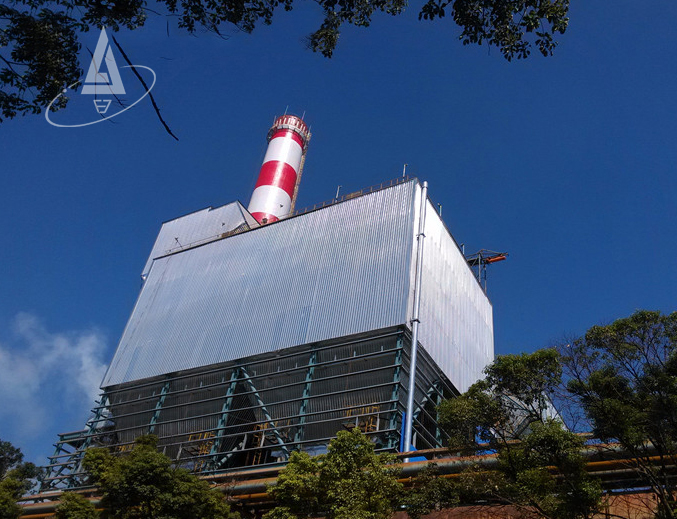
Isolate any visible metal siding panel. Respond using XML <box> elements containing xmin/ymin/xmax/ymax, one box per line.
<box><xmin>103</xmin><ymin>182</ymin><xmax>416</xmax><ymax>387</ymax></box>
<box><xmin>414</xmin><ymin>191</ymin><xmax>494</xmax><ymax>393</ymax></box>
<box><xmin>141</xmin><ymin>202</ymin><xmax>257</xmax><ymax>279</ymax></box>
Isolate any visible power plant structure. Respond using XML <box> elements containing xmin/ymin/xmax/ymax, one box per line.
<box><xmin>42</xmin><ymin>114</ymin><xmax>495</xmax><ymax>490</ymax></box>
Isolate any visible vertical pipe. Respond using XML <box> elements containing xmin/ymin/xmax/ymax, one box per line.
<box><xmin>403</xmin><ymin>181</ymin><xmax>428</xmax><ymax>454</ymax></box>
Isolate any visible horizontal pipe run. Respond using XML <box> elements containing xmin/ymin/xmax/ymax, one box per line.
<box><xmin>44</xmin><ymin>439</ymin><xmax>636</xmax><ymax>485</ymax></box>
<box><xmin>24</xmin><ymin>443</ymin><xmax>677</xmax><ymax>518</ymax></box>
<box><xmin>213</xmin><ymin>446</ymin><xmax>672</xmax><ymax>495</ymax></box>
<box><xmin>41</xmin><ymin>426</ymin><xmax>402</xmax><ymax>483</ymax></box>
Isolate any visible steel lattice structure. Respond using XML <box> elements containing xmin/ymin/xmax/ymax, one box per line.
<box><xmin>44</xmin><ymin>327</ymin><xmax>453</xmax><ymax>489</ymax></box>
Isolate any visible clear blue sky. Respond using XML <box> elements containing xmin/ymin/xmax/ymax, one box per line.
<box><xmin>1</xmin><ymin>0</ymin><xmax>675</xmax><ymax>464</ymax></box>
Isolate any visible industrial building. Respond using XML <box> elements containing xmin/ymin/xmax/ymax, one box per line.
<box><xmin>42</xmin><ymin>115</ymin><xmax>494</xmax><ymax>490</ymax></box>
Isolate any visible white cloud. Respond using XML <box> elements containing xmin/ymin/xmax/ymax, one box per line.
<box><xmin>0</xmin><ymin>313</ymin><xmax>108</xmax><ymax>460</ymax></box>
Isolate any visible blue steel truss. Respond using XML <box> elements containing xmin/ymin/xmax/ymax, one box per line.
<box><xmin>42</xmin><ymin>327</ymin><xmax>455</xmax><ymax>490</ymax></box>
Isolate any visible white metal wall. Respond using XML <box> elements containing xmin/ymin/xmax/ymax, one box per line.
<box><xmin>141</xmin><ymin>202</ymin><xmax>259</xmax><ymax>279</ymax></box>
<box><xmin>410</xmin><ymin>186</ymin><xmax>494</xmax><ymax>394</ymax></box>
<box><xmin>103</xmin><ymin>180</ymin><xmax>494</xmax><ymax>393</ymax></box>
<box><xmin>102</xmin><ymin>183</ymin><xmax>417</xmax><ymax>387</ymax></box>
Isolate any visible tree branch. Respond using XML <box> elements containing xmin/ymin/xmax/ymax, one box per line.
<box><xmin>110</xmin><ymin>34</ymin><xmax>179</xmax><ymax>141</ymax></box>
<box><xmin>0</xmin><ymin>54</ymin><xmax>23</xmax><ymax>77</ymax></box>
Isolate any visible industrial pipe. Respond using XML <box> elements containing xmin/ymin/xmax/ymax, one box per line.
<box><xmin>403</xmin><ymin>181</ymin><xmax>428</xmax><ymax>454</ymax></box>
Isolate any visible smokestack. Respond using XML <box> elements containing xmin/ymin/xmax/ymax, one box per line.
<box><xmin>248</xmin><ymin>114</ymin><xmax>310</xmax><ymax>224</ymax></box>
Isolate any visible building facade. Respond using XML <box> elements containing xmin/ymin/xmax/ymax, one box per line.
<box><xmin>44</xmin><ymin>177</ymin><xmax>493</xmax><ymax>489</ymax></box>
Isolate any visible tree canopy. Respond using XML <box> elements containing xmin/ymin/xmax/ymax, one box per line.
<box><xmin>264</xmin><ymin>427</ymin><xmax>402</xmax><ymax>519</ymax></box>
<box><xmin>0</xmin><ymin>0</ymin><xmax>569</xmax><ymax>121</ymax></box>
<box><xmin>562</xmin><ymin>310</ymin><xmax>677</xmax><ymax>519</ymax></box>
<box><xmin>0</xmin><ymin>439</ymin><xmax>41</xmax><ymax>519</ymax></box>
<box><xmin>438</xmin><ymin>350</ymin><xmax>602</xmax><ymax>519</ymax></box>
<box><xmin>80</xmin><ymin>435</ymin><xmax>239</xmax><ymax>519</ymax></box>
<box><xmin>433</xmin><ymin>310</ymin><xmax>677</xmax><ymax>519</ymax></box>
<box><xmin>54</xmin><ymin>491</ymin><xmax>100</xmax><ymax>519</ymax></box>
<box><xmin>398</xmin><ymin>462</ymin><xmax>458</xmax><ymax>519</ymax></box>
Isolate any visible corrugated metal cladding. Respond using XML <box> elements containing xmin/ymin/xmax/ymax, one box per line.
<box><xmin>102</xmin><ymin>182</ymin><xmax>417</xmax><ymax>387</ymax></box>
<box><xmin>140</xmin><ymin>202</ymin><xmax>259</xmax><ymax>279</ymax></box>
<box><xmin>411</xmin><ymin>188</ymin><xmax>494</xmax><ymax>394</ymax></box>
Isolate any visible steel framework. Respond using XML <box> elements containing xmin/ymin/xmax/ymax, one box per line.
<box><xmin>43</xmin><ymin>326</ymin><xmax>455</xmax><ymax>490</ymax></box>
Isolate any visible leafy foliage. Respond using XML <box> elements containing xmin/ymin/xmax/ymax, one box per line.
<box><xmin>399</xmin><ymin>463</ymin><xmax>458</xmax><ymax>519</ymax></box>
<box><xmin>0</xmin><ymin>439</ymin><xmax>41</xmax><ymax>519</ymax></box>
<box><xmin>420</xmin><ymin>0</ymin><xmax>569</xmax><ymax>60</ymax></box>
<box><xmin>0</xmin><ymin>0</ymin><xmax>569</xmax><ymax>121</ymax></box>
<box><xmin>54</xmin><ymin>492</ymin><xmax>100</xmax><ymax>519</ymax></box>
<box><xmin>440</xmin><ymin>349</ymin><xmax>563</xmax><ymax>449</ymax></box>
<box><xmin>438</xmin><ymin>350</ymin><xmax>601</xmax><ymax>519</ymax></box>
<box><xmin>562</xmin><ymin>310</ymin><xmax>677</xmax><ymax>519</ymax></box>
<box><xmin>264</xmin><ymin>428</ymin><xmax>401</xmax><ymax>519</ymax></box>
<box><xmin>0</xmin><ymin>441</ymin><xmax>23</xmax><ymax>481</ymax></box>
<box><xmin>0</xmin><ymin>3</ymin><xmax>82</xmax><ymax>121</ymax></box>
<box><xmin>499</xmin><ymin>419</ymin><xmax>600</xmax><ymax>519</ymax></box>
<box><xmin>81</xmin><ymin>435</ymin><xmax>238</xmax><ymax>519</ymax></box>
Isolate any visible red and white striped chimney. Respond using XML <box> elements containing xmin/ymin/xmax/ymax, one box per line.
<box><xmin>248</xmin><ymin>115</ymin><xmax>310</xmax><ymax>225</ymax></box>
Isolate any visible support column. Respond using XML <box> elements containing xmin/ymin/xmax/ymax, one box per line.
<box><xmin>412</xmin><ymin>381</ymin><xmax>441</xmax><ymax>422</ymax></box>
<box><xmin>210</xmin><ymin>368</ymin><xmax>240</xmax><ymax>462</ymax></box>
<box><xmin>81</xmin><ymin>393</ymin><xmax>109</xmax><ymax>450</ymax></box>
<box><xmin>388</xmin><ymin>337</ymin><xmax>404</xmax><ymax>450</ymax></box>
<box><xmin>148</xmin><ymin>380</ymin><xmax>171</xmax><ymax>434</ymax></box>
<box><xmin>73</xmin><ymin>394</ymin><xmax>110</xmax><ymax>483</ymax></box>
<box><xmin>411</xmin><ymin>380</ymin><xmax>443</xmax><ymax>448</ymax></box>
<box><xmin>435</xmin><ymin>388</ymin><xmax>443</xmax><ymax>448</ymax></box>
<box><xmin>242</xmin><ymin>367</ymin><xmax>290</xmax><ymax>459</ymax></box>
<box><xmin>294</xmin><ymin>351</ymin><xmax>317</xmax><ymax>447</ymax></box>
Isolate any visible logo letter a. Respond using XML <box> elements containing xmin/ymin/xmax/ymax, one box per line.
<box><xmin>82</xmin><ymin>28</ymin><xmax>126</xmax><ymax>95</ymax></box>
